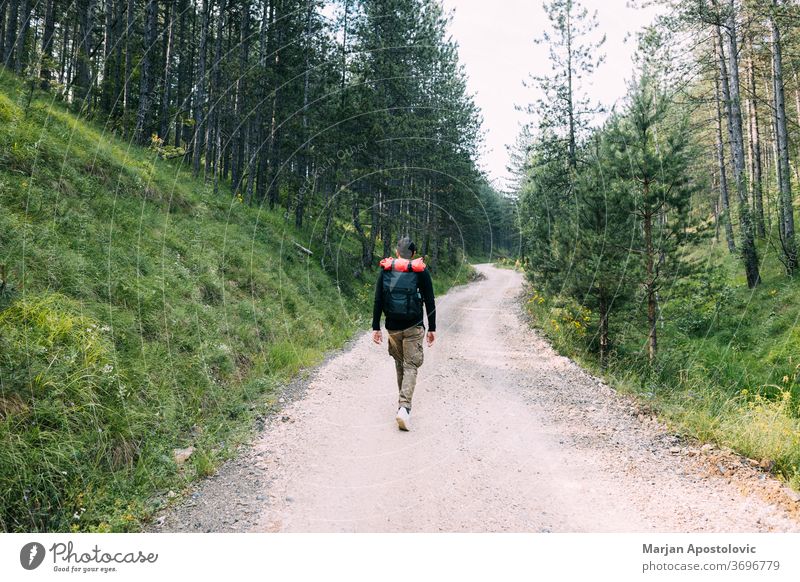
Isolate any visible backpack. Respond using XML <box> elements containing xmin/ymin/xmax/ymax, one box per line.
<box><xmin>380</xmin><ymin>258</ymin><xmax>425</xmax><ymax>320</ymax></box>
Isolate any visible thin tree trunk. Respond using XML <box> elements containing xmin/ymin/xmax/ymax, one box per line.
<box><xmin>565</xmin><ymin>3</ymin><xmax>575</xmax><ymax>169</ymax></box>
<box><xmin>793</xmin><ymin>67</ymin><xmax>800</xmax><ymax>135</ymax></box>
<box><xmin>59</xmin><ymin>14</ymin><xmax>73</xmax><ymax>86</ymax></box>
<box><xmin>114</xmin><ymin>0</ymin><xmax>124</xmax><ymax>111</ymax></box>
<box><xmin>220</xmin><ymin>13</ymin><xmax>234</xmax><ymax>184</ymax></box>
<box><xmin>100</xmin><ymin>0</ymin><xmax>114</xmax><ymax>111</ymax></box>
<box><xmin>123</xmin><ymin>0</ymin><xmax>135</xmax><ymax>130</ymax></box>
<box><xmin>4</xmin><ymin>0</ymin><xmax>18</xmax><ymax>67</ymax></box>
<box><xmin>76</xmin><ymin>0</ymin><xmax>96</xmax><ymax>109</ymax></box>
<box><xmin>765</xmin><ymin>77</ymin><xmax>779</xmax><ymax>238</ymax></box>
<box><xmin>255</xmin><ymin>0</ymin><xmax>274</xmax><ymax>204</ymax></box>
<box><xmin>712</xmin><ymin>180</ymin><xmax>721</xmax><ymax>242</ymax></box>
<box><xmin>770</xmin><ymin>0</ymin><xmax>797</xmax><ymax>274</ymax></box>
<box><xmin>643</xmin><ymin>180</ymin><xmax>657</xmax><ymax>364</ymax></box>
<box><xmin>40</xmin><ymin>0</ymin><xmax>56</xmax><ymax>89</ymax></box>
<box><xmin>266</xmin><ymin>1</ymin><xmax>281</xmax><ymax>209</ymax></box>
<box><xmin>321</xmin><ymin>182</ymin><xmax>337</xmax><ymax>269</ymax></box>
<box><xmin>134</xmin><ymin>0</ymin><xmax>157</xmax><ymax>143</ymax></box>
<box><xmin>599</xmin><ymin>292</ymin><xmax>609</xmax><ymax>368</ymax></box>
<box><xmin>746</xmin><ymin>34</ymin><xmax>765</xmax><ymax>237</ymax></box>
<box><xmin>241</xmin><ymin>4</ymin><xmax>266</xmax><ymax>200</ymax></box>
<box><xmin>159</xmin><ymin>0</ymin><xmax>175</xmax><ymax>142</ymax></box>
<box><xmin>423</xmin><ymin>180</ymin><xmax>431</xmax><ymax>257</ymax></box>
<box><xmin>352</xmin><ymin>192</ymin><xmax>372</xmax><ymax>270</ymax></box>
<box><xmin>369</xmin><ymin>187</ymin><xmax>379</xmax><ymax>258</ymax></box>
<box><xmin>232</xmin><ymin>0</ymin><xmax>250</xmax><ymax>196</ymax></box>
<box><xmin>174</xmin><ymin>0</ymin><xmax>188</xmax><ymax>148</ymax></box>
<box><xmin>13</xmin><ymin>0</ymin><xmax>30</xmax><ymax>74</ymax></box>
<box><xmin>719</xmin><ymin>8</ymin><xmax>761</xmax><ymax>288</ymax></box>
<box><xmin>296</xmin><ymin>0</ymin><xmax>312</xmax><ymax>228</ymax></box>
<box><xmin>213</xmin><ymin>117</ymin><xmax>222</xmax><ymax>195</ymax></box>
<box><xmin>322</xmin><ymin>0</ymin><xmax>348</xmax><ymax>265</ymax></box>
<box><xmin>244</xmin><ymin>1</ymin><xmax>265</xmax><ymax>204</ymax></box>
<box><xmin>192</xmin><ymin>0</ymin><xmax>209</xmax><ymax>177</ymax></box>
<box><xmin>0</xmin><ymin>0</ymin><xmax>7</xmax><ymax>65</ymax></box>
<box><xmin>206</xmin><ymin>0</ymin><xmax>226</xmax><ymax>180</ymax></box>
<box><xmin>714</xmin><ymin>39</ymin><xmax>737</xmax><ymax>253</ymax></box>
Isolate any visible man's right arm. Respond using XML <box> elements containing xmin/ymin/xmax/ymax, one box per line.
<box><xmin>372</xmin><ymin>272</ymin><xmax>383</xmax><ymax>331</ymax></box>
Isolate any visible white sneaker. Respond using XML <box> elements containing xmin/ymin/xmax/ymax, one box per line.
<box><xmin>396</xmin><ymin>407</ymin><xmax>411</xmax><ymax>431</ymax></box>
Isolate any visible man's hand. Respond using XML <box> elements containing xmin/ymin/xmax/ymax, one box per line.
<box><xmin>427</xmin><ymin>331</ymin><xmax>436</xmax><ymax>347</ymax></box>
<box><xmin>372</xmin><ymin>330</ymin><xmax>383</xmax><ymax>344</ymax></box>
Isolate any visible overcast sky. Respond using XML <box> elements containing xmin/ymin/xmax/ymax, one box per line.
<box><xmin>438</xmin><ymin>0</ymin><xmax>664</xmax><ymax>191</ymax></box>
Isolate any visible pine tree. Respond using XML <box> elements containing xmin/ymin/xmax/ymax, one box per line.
<box><xmin>604</xmin><ymin>75</ymin><xmax>695</xmax><ymax>363</ymax></box>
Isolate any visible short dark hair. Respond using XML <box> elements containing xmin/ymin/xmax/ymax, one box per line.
<box><xmin>396</xmin><ymin>236</ymin><xmax>416</xmax><ymax>259</ymax></box>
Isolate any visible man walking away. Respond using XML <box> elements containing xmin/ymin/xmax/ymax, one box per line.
<box><xmin>372</xmin><ymin>236</ymin><xmax>436</xmax><ymax>431</ymax></box>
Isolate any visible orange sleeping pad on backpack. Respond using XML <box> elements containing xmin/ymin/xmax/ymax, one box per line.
<box><xmin>379</xmin><ymin>257</ymin><xmax>426</xmax><ymax>272</ymax></box>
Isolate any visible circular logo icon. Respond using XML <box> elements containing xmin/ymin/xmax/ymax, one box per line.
<box><xmin>20</xmin><ymin>542</ymin><xmax>46</xmax><ymax>570</ymax></box>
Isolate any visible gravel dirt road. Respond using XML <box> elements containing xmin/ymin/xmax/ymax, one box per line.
<box><xmin>155</xmin><ymin>264</ymin><xmax>800</xmax><ymax>533</ymax></box>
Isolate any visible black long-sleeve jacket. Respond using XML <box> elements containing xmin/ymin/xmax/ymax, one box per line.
<box><xmin>372</xmin><ymin>268</ymin><xmax>436</xmax><ymax>332</ymax></box>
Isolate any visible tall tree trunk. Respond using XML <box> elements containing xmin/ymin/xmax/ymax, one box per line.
<box><xmin>719</xmin><ymin>9</ymin><xmax>761</xmax><ymax>288</ymax></box>
<box><xmin>369</xmin><ymin>187</ymin><xmax>379</xmax><ymax>257</ymax></box>
<box><xmin>352</xmin><ymin>192</ymin><xmax>372</xmax><ymax>270</ymax></box>
<box><xmin>243</xmin><ymin>1</ymin><xmax>267</xmax><ymax>202</ymax></box>
<box><xmin>159</xmin><ymin>0</ymin><xmax>175</xmax><ymax>142</ymax></box>
<box><xmin>220</xmin><ymin>12</ymin><xmax>234</xmax><ymax>184</ymax></box>
<box><xmin>746</xmin><ymin>34</ymin><xmax>765</xmax><ymax>237</ymax></box>
<box><xmin>76</xmin><ymin>0</ymin><xmax>96</xmax><ymax>108</ymax></box>
<box><xmin>321</xmin><ymin>182</ymin><xmax>337</xmax><ymax>269</ymax></box>
<box><xmin>114</xmin><ymin>0</ymin><xmax>124</xmax><ymax>111</ymax></box>
<box><xmin>254</xmin><ymin>0</ymin><xmax>273</xmax><ymax>204</ymax></box>
<box><xmin>14</xmin><ymin>0</ymin><xmax>30</xmax><ymax>74</ymax></box>
<box><xmin>206</xmin><ymin>0</ymin><xmax>226</xmax><ymax>180</ymax></box>
<box><xmin>712</xmin><ymin>174</ymin><xmax>721</xmax><ymax>243</ymax></box>
<box><xmin>0</xmin><ymin>0</ymin><xmax>7</xmax><ymax>65</ymax></box>
<box><xmin>599</xmin><ymin>291</ymin><xmax>609</xmax><ymax>368</ymax></box>
<box><xmin>59</xmin><ymin>14</ymin><xmax>74</xmax><ymax>86</ymax></box>
<box><xmin>134</xmin><ymin>0</ymin><xmax>157</xmax><ymax>144</ymax></box>
<box><xmin>793</xmin><ymin>67</ymin><xmax>800</xmax><ymax>137</ymax></box>
<box><xmin>643</xmin><ymin>182</ymin><xmax>657</xmax><ymax>364</ymax></box>
<box><xmin>40</xmin><ymin>0</ymin><xmax>57</xmax><ymax>89</ymax></box>
<box><xmin>244</xmin><ymin>0</ymin><xmax>265</xmax><ymax>204</ymax></box>
<box><xmin>714</xmin><ymin>38</ymin><xmax>736</xmax><ymax>253</ymax></box>
<box><xmin>770</xmin><ymin>0</ymin><xmax>797</xmax><ymax>274</ymax></box>
<box><xmin>174</xmin><ymin>0</ymin><xmax>188</xmax><ymax>148</ymax></box>
<box><xmin>100</xmin><ymin>0</ymin><xmax>114</xmax><ymax>112</ymax></box>
<box><xmin>322</xmin><ymin>0</ymin><xmax>348</xmax><ymax>265</ymax></box>
<box><xmin>123</xmin><ymin>0</ymin><xmax>135</xmax><ymax>131</ymax></box>
<box><xmin>565</xmin><ymin>2</ymin><xmax>575</xmax><ymax>170</ymax></box>
<box><xmin>192</xmin><ymin>0</ymin><xmax>209</xmax><ymax>177</ymax></box>
<box><xmin>296</xmin><ymin>0</ymin><xmax>312</xmax><ymax>228</ymax></box>
<box><xmin>266</xmin><ymin>0</ymin><xmax>281</xmax><ymax>209</ymax></box>
<box><xmin>232</xmin><ymin>0</ymin><xmax>250</xmax><ymax>196</ymax></box>
<box><xmin>4</xmin><ymin>0</ymin><xmax>18</xmax><ymax>68</ymax></box>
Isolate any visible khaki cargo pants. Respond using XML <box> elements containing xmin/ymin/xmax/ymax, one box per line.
<box><xmin>387</xmin><ymin>325</ymin><xmax>425</xmax><ymax>411</ymax></box>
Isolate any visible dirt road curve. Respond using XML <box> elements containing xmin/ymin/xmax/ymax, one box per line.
<box><xmin>157</xmin><ymin>264</ymin><xmax>800</xmax><ymax>532</ymax></box>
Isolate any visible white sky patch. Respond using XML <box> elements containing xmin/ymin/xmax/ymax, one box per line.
<box><xmin>439</xmin><ymin>0</ymin><xmax>664</xmax><ymax>191</ymax></box>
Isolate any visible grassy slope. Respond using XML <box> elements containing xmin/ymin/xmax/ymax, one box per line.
<box><xmin>522</xmin><ymin>225</ymin><xmax>800</xmax><ymax>490</ymax></box>
<box><xmin>0</xmin><ymin>71</ymin><xmax>475</xmax><ymax>532</ymax></box>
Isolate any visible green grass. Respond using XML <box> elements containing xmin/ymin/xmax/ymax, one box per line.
<box><xmin>0</xmin><ymin>70</ymin><xmax>475</xmax><ymax>532</ymax></box>
<box><xmin>522</xmin><ymin>227</ymin><xmax>800</xmax><ymax>491</ymax></box>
